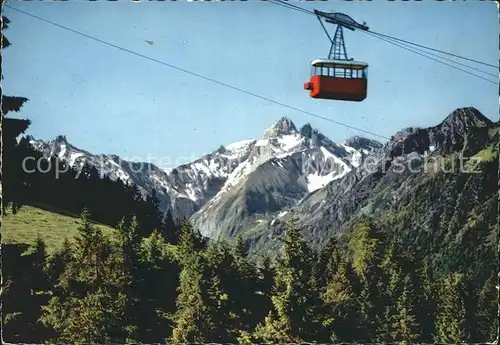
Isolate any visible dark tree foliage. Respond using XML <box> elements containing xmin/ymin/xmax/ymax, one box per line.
<box><xmin>3</xmin><ymin>208</ymin><xmax>497</xmax><ymax>344</ymax></box>
<box><xmin>2</xmin><ymin>242</ymin><xmax>53</xmax><ymax>342</ymax></box>
<box><xmin>12</xmin><ymin>142</ymin><xmax>169</xmax><ymax>238</ymax></box>
<box><xmin>1</xmin><ymin>15</ymin><xmax>31</xmax><ymax>214</ymax></box>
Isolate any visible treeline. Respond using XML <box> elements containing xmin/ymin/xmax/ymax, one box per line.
<box><xmin>7</xmin><ymin>138</ymin><xmax>174</xmax><ymax>239</ymax></box>
<box><xmin>2</xmin><ymin>214</ymin><xmax>497</xmax><ymax>344</ymax></box>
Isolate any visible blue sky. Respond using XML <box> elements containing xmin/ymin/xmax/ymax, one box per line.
<box><xmin>3</xmin><ymin>0</ymin><xmax>498</xmax><ymax>167</ymax></box>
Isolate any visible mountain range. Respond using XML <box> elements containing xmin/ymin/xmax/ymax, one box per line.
<box><xmin>28</xmin><ymin>117</ymin><xmax>381</xmax><ymax>221</ymax></box>
<box><xmin>28</xmin><ymin>106</ymin><xmax>499</xmax><ymax>258</ymax></box>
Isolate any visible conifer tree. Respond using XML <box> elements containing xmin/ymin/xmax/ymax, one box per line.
<box><xmin>230</xmin><ymin>235</ymin><xmax>260</xmax><ymax>334</ymax></box>
<box><xmin>253</xmin><ymin>216</ymin><xmax>321</xmax><ymax>343</ymax></box>
<box><xmin>1</xmin><ymin>15</ymin><xmax>31</xmax><ymax>213</ymax></box>
<box><xmin>140</xmin><ymin>229</ymin><xmax>169</xmax><ymax>267</ymax></box>
<box><xmin>170</xmin><ymin>248</ymin><xmax>212</xmax><ymax>343</ymax></box>
<box><xmin>313</xmin><ymin>236</ymin><xmax>342</xmax><ymax>292</ymax></box>
<box><xmin>475</xmin><ymin>274</ymin><xmax>498</xmax><ymax>342</ymax></box>
<box><xmin>377</xmin><ymin>242</ymin><xmax>407</xmax><ymax>343</ymax></box>
<box><xmin>141</xmin><ymin>189</ymin><xmax>163</xmax><ymax>237</ymax></box>
<box><xmin>25</xmin><ymin>235</ymin><xmax>51</xmax><ymax>339</ymax></box>
<box><xmin>234</xmin><ymin>235</ymin><xmax>247</xmax><ymax>265</ymax></box>
<box><xmin>162</xmin><ymin>209</ymin><xmax>178</xmax><ymax>244</ymax></box>
<box><xmin>176</xmin><ymin>219</ymin><xmax>197</xmax><ymax>261</ymax></box>
<box><xmin>321</xmin><ymin>259</ymin><xmax>360</xmax><ymax>342</ymax></box>
<box><xmin>251</xmin><ymin>254</ymin><xmax>274</xmax><ymax>331</ymax></box>
<box><xmin>116</xmin><ymin>216</ymin><xmax>143</xmax><ymax>342</ymax></box>
<box><xmin>170</xmin><ymin>220</ymin><xmax>216</xmax><ymax>343</ymax></box>
<box><xmin>29</xmin><ymin>234</ymin><xmax>49</xmax><ymax>292</ymax></box>
<box><xmin>46</xmin><ymin>238</ymin><xmax>74</xmax><ymax>286</ymax></box>
<box><xmin>348</xmin><ymin>220</ymin><xmax>387</xmax><ymax>342</ymax></box>
<box><xmin>392</xmin><ymin>273</ymin><xmax>421</xmax><ymax>344</ymax></box>
<box><xmin>434</xmin><ymin>273</ymin><xmax>469</xmax><ymax>344</ymax></box>
<box><xmin>203</xmin><ymin>242</ymin><xmax>235</xmax><ymax>342</ymax></box>
<box><xmin>2</xmin><ymin>237</ymin><xmax>52</xmax><ymax>342</ymax></box>
<box><xmin>117</xmin><ymin>216</ymin><xmax>142</xmax><ymax>278</ymax></box>
<box><xmin>40</xmin><ymin>210</ymin><xmax>132</xmax><ymax>343</ymax></box>
<box><xmin>176</xmin><ymin>219</ymin><xmax>207</xmax><ymax>261</ymax></box>
<box><xmin>138</xmin><ymin>230</ymin><xmax>179</xmax><ymax>342</ymax></box>
<box><xmin>414</xmin><ymin>255</ymin><xmax>437</xmax><ymax>342</ymax></box>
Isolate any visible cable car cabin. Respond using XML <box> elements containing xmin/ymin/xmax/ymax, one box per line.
<box><xmin>304</xmin><ymin>59</ymin><xmax>368</xmax><ymax>102</ymax></box>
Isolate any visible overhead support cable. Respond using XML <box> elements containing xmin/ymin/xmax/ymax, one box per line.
<box><xmin>4</xmin><ymin>4</ymin><xmax>392</xmax><ymax>142</ymax></box>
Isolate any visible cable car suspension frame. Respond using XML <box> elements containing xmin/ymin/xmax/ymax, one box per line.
<box><xmin>314</xmin><ymin>10</ymin><xmax>369</xmax><ymax>61</ymax></box>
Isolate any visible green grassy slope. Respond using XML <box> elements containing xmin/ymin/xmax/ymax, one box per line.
<box><xmin>1</xmin><ymin>205</ymin><xmax>116</xmax><ymax>253</ymax></box>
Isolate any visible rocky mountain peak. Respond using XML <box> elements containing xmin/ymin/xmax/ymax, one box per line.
<box><xmin>299</xmin><ymin>123</ymin><xmax>341</xmax><ymax>151</ymax></box>
<box><xmin>299</xmin><ymin>123</ymin><xmax>313</xmax><ymax>138</ymax></box>
<box><xmin>385</xmin><ymin>107</ymin><xmax>495</xmax><ymax>159</ymax></box>
<box><xmin>440</xmin><ymin>106</ymin><xmax>493</xmax><ymax>131</ymax></box>
<box><xmin>215</xmin><ymin>145</ymin><xmax>227</xmax><ymax>154</ymax></box>
<box><xmin>53</xmin><ymin>135</ymin><xmax>69</xmax><ymax>144</ymax></box>
<box><xmin>343</xmin><ymin>136</ymin><xmax>383</xmax><ymax>151</ymax></box>
<box><xmin>264</xmin><ymin>117</ymin><xmax>298</xmax><ymax>138</ymax></box>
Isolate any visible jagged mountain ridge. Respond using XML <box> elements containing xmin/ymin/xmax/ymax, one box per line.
<box><xmin>243</xmin><ymin>107</ymin><xmax>499</xmax><ymax>257</ymax></box>
<box><xmin>29</xmin><ymin>135</ymin><xmax>175</xmax><ymax>212</ymax></box>
<box><xmin>28</xmin><ymin>118</ymin><xmax>381</xmax><ymax>223</ymax></box>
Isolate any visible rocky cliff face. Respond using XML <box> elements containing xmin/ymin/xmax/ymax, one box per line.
<box><xmin>240</xmin><ymin>107</ymin><xmax>499</xmax><ymax>258</ymax></box>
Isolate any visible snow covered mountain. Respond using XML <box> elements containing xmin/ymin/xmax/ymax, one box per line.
<box><xmin>189</xmin><ymin>118</ymin><xmax>382</xmax><ymax>240</ymax></box>
<box><xmin>27</xmin><ymin>118</ymin><xmax>382</xmax><ymax>236</ymax></box>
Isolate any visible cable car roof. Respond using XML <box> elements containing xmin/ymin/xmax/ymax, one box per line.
<box><xmin>311</xmin><ymin>59</ymin><xmax>368</xmax><ymax>67</ymax></box>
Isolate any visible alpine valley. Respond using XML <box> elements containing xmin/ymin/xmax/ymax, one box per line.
<box><xmin>28</xmin><ymin>106</ymin><xmax>499</xmax><ymax>260</ymax></box>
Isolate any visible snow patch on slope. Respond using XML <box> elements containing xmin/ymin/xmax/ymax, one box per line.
<box><xmin>304</xmin><ymin>147</ymin><xmax>352</xmax><ymax>193</ymax></box>
<box><xmin>306</xmin><ymin>169</ymin><xmax>348</xmax><ymax>193</ymax></box>
<box><xmin>277</xmin><ymin>133</ymin><xmax>304</xmax><ymax>152</ymax></box>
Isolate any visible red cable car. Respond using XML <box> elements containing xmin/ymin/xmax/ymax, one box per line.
<box><xmin>304</xmin><ymin>59</ymin><xmax>368</xmax><ymax>101</ymax></box>
<box><xmin>304</xmin><ymin>10</ymin><xmax>369</xmax><ymax>102</ymax></box>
